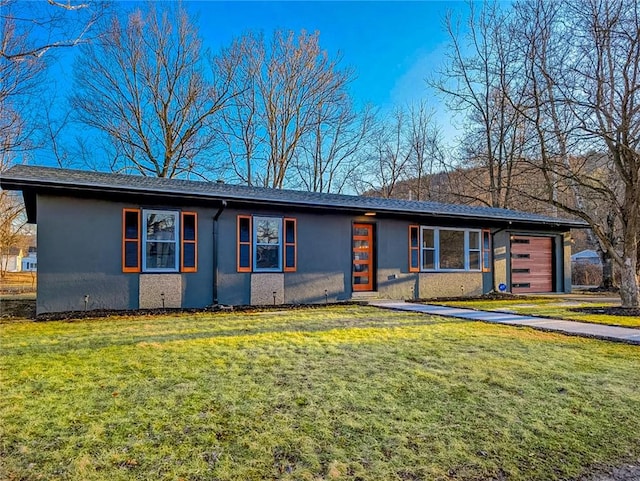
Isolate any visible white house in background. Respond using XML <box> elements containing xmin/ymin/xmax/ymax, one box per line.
<box><xmin>1</xmin><ymin>248</ymin><xmax>23</xmax><ymax>273</ymax></box>
<box><xmin>571</xmin><ymin>249</ymin><xmax>602</xmax><ymax>265</ymax></box>
<box><xmin>22</xmin><ymin>249</ymin><xmax>37</xmax><ymax>272</ymax></box>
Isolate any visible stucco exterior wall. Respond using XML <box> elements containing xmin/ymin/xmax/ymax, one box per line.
<box><xmin>36</xmin><ymin>195</ymin><xmax>214</xmax><ymax>314</ymax></box>
<box><xmin>418</xmin><ymin>272</ymin><xmax>483</xmax><ymax>298</ymax></box>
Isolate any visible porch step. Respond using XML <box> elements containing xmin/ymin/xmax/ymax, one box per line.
<box><xmin>351</xmin><ymin>291</ymin><xmax>380</xmax><ymax>300</ymax></box>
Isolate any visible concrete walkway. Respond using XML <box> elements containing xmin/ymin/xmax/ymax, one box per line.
<box><xmin>369</xmin><ymin>301</ymin><xmax>640</xmax><ymax>345</ymax></box>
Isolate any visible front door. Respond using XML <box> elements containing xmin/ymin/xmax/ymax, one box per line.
<box><xmin>352</xmin><ymin>223</ymin><xmax>374</xmax><ymax>291</ymax></box>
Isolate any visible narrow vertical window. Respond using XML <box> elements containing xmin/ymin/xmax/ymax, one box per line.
<box><xmin>468</xmin><ymin>230</ymin><xmax>481</xmax><ymax>270</ymax></box>
<box><xmin>237</xmin><ymin>215</ymin><xmax>252</xmax><ymax>272</ymax></box>
<box><xmin>409</xmin><ymin>225</ymin><xmax>419</xmax><ymax>272</ymax></box>
<box><xmin>181</xmin><ymin>212</ymin><xmax>197</xmax><ymax>272</ymax></box>
<box><xmin>122</xmin><ymin>208</ymin><xmax>140</xmax><ymax>273</ymax></box>
<box><xmin>482</xmin><ymin>229</ymin><xmax>492</xmax><ymax>272</ymax></box>
<box><xmin>284</xmin><ymin>218</ymin><xmax>297</xmax><ymax>272</ymax></box>
<box><xmin>421</xmin><ymin>227</ymin><xmax>436</xmax><ymax>270</ymax></box>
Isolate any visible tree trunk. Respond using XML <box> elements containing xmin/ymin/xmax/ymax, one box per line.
<box><xmin>618</xmin><ymin>229</ymin><xmax>640</xmax><ymax>307</ymax></box>
<box><xmin>600</xmin><ymin>250</ymin><xmax>616</xmax><ymax>290</ymax></box>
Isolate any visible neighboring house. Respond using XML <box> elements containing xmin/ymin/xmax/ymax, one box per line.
<box><xmin>0</xmin><ymin>165</ymin><xmax>587</xmax><ymax>314</ymax></box>
<box><xmin>1</xmin><ymin>247</ymin><xmax>23</xmax><ymax>273</ymax></box>
<box><xmin>22</xmin><ymin>249</ymin><xmax>37</xmax><ymax>272</ymax></box>
<box><xmin>570</xmin><ymin>249</ymin><xmax>602</xmax><ymax>265</ymax></box>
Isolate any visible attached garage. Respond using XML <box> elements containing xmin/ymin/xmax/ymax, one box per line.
<box><xmin>511</xmin><ymin>235</ymin><xmax>554</xmax><ymax>293</ymax></box>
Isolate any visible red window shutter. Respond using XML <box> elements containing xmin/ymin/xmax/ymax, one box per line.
<box><xmin>122</xmin><ymin>208</ymin><xmax>141</xmax><ymax>273</ymax></box>
<box><xmin>284</xmin><ymin>218</ymin><xmax>297</xmax><ymax>272</ymax></box>
<box><xmin>409</xmin><ymin>225</ymin><xmax>420</xmax><ymax>272</ymax></box>
<box><xmin>181</xmin><ymin>212</ymin><xmax>197</xmax><ymax>272</ymax></box>
<box><xmin>237</xmin><ymin>215</ymin><xmax>252</xmax><ymax>272</ymax></box>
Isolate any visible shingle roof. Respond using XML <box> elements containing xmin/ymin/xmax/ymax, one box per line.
<box><xmin>1</xmin><ymin>165</ymin><xmax>587</xmax><ymax>228</ymax></box>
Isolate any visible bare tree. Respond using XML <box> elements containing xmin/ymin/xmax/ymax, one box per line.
<box><xmin>218</xmin><ymin>30</ymin><xmax>354</xmax><ymax>188</ymax></box>
<box><xmin>353</xmin><ymin>108</ymin><xmax>412</xmax><ymax>198</ymax></box>
<box><xmin>71</xmin><ymin>4</ymin><xmax>236</xmax><ymax>178</ymax></box>
<box><xmin>431</xmin><ymin>1</ymin><xmax>530</xmax><ymax>209</ymax></box>
<box><xmin>293</xmin><ymin>102</ymin><xmax>374</xmax><ymax>193</ymax></box>
<box><xmin>404</xmin><ymin>101</ymin><xmax>445</xmax><ymax>201</ymax></box>
<box><xmin>511</xmin><ymin>0</ymin><xmax>639</xmax><ymax>307</ymax></box>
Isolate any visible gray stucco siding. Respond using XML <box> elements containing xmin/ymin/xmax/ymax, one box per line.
<box><xmin>36</xmin><ymin>195</ymin><xmax>215</xmax><ymax>313</ymax></box>
<box><xmin>37</xmin><ymin>195</ymin><xmax>139</xmax><ymax>313</ymax></box>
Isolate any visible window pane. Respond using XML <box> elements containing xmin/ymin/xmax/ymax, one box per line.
<box><xmin>256</xmin><ymin>218</ymin><xmax>280</xmax><ymax>244</ymax></box>
<box><xmin>239</xmin><ymin>217</ymin><xmax>250</xmax><ymax>243</ymax></box>
<box><xmin>469</xmin><ymin>250</ymin><xmax>480</xmax><ymax>270</ymax></box>
<box><xmin>410</xmin><ymin>227</ymin><xmax>419</xmax><ymax>248</ymax></box>
<box><xmin>256</xmin><ymin>245</ymin><xmax>280</xmax><ymax>269</ymax></box>
<box><xmin>353</xmin><ymin>276</ymin><xmax>369</xmax><ymax>285</ymax></box>
<box><xmin>354</xmin><ymin>263</ymin><xmax>369</xmax><ymax>273</ymax></box>
<box><xmin>146</xmin><ymin>242</ymin><xmax>176</xmax><ymax>269</ymax></box>
<box><xmin>239</xmin><ymin>244</ymin><xmax>250</xmax><ymax>268</ymax></box>
<box><xmin>422</xmin><ymin>250</ymin><xmax>435</xmax><ymax>269</ymax></box>
<box><xmin>285</xmin><ymin>220</ymin><xmax>295</xmax><ymax>244</ymax></box>
<box><xmin>146</xmin><ymin>213</ymin><xmax>176</xmax><ymax>240</ymax></box>
<box><xmin>125</xmin><ymin>211</ymin><xmax>138</xmax><ymax>239</ymax></box>
<box><xmin>353</xmin><ymin>252</ymin><xmax>369</xmax><ymax>261</ymax></box>
<box><xmin>354</xmin><ymin>239</ymin><xmax>369</xmax><ymax>249</ymax></box>
<box><xmin>483</xmin><ymin>231</ymin><xmax>491</xmax><ymax>250</ymax></box>
<box><xmin>411</xmin><ymin>249</ymin><xmax>419</xmax><ymax>268</ymax></box>
<box><xmin>124</xmin><ymin>241</ymin><xmax>138</xmax><ymax>268</ymax></box>
<box><xmin>183</xmin><ymin>243</ymin><xmax>196</xmax><ymax>268</ymax></box>
<box><xmin>422</xmin><ymin>228</ymin><xmax>434</xmax><ymax>248</ymax></box>
<box><xmin>285</xmin><ymin>245</ymin><xmax>295</xmax><ymax>268</ymax></box>
<box><xmin>354</xmin><ymin>227</ymin><xmax>369</xmax><ymax>236</ymax></box>
<box><xmin>183</xmin><ymin>214</ymin><xmax>196</xmax><ymax>241</ymax></box>
<box><xmin>439</xmin><ymin>230</ymin><xmax>464</xmax><ymax>269</ymax></box>
<box><xmin>469</xmin><ymin>231</ymin><xmax>480</xmax><ymax>249</ymax></box>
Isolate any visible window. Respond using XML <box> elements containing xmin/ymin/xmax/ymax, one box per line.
<box><xmin>237</xmin><ymin>215</ymin><xmax>297</xmax><ymax>273</ymax></box>
<box><xmin>181</xmin><ymin>212</ymin><xmax>197</xmax><ymax>272</ymax></box>
<box><xmin>284</xmin><ymin>218</ymin><xmax>297</xmax><ymax>272</ymax></box>
<box><xmin>418</xmin><ymin>227</ymin><xmax>482</xmax><ymax>271</ymax></box>
<box><xmin>254</xmin><ymin>217</ymin><xmax>282</xmax><ymax>271</ymax></box>
<box><xmin>122</xmin><ymin>209</ymin><xmax>141</xmax><ymax>272</ymax></box>
<box><xmin>408</xmin><ymin>225</ymin><xmax>419</xmax><ymax>272</ymax></box>
<box><xmin>143</xmin><ymin>210</ymin><xmax>179</xmax><ymax>272</ymax></box>
<box><xmin>482</xmin><ymin>230</ymin><xmax>491</xmax><ymax>272</ymax></box>
<box><xmin>122</xmin><ymin>208</ymin><xmax>199</xmax><ymax>273</ymax></box>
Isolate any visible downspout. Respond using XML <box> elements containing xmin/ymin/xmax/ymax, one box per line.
<box><xmin>212</xmin><ymin>200</ymin><xmax>227</xmax><ymax>305</ymax></box>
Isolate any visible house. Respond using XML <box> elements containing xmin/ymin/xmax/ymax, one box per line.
<box><xmin>0</xmin><ymin>165</ymin><xmax>587</xmax><ymax>314</ymax></box>
<box><xmin>570</xmin><ymin>249</ymin><xmax>602</xmax><ymax>266</ymax></box>
<box><xmin>1</xmin><ymin>247</ymin><xmax>23</xmax><ymax>273</ymax></box>
<box><xmin>21</xmin><ymin>247</ymin><xmax>37</xmax><ymax>272</ymax></box>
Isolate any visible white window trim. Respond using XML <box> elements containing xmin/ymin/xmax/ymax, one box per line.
<box><xmin>253</xmin><ymin>216</ymin><xmax>283</xmax><ymax>272</ymax></box>
<box><xmin>142</xmin><ymin>209</ymin><xmax>180</xmax><ymax>273</ymax></box>
<box><xmin>420</xmin><ymin>226</ymin><xmax>482</xmax><ymax>272</ymax></box>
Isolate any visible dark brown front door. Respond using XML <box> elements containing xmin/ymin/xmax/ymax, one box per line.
<box><xmin>511</xmin><ymin>236</ymin><xmax>553</xmax><ymax>293</ymax></box>
<box><xmin>352</xmin><ymin>223</ymin><xmax>374</xmax><ymax>291</ymax></box>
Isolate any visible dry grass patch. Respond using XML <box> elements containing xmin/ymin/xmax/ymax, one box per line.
<box><xmin>1</xmin><ymin>305</ymin><xmax>639</xmax><ymax>480</ymax></box>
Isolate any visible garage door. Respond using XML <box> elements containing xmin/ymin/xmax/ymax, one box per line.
<box><xmin>511</xmin><ymin>236</ymin><xmax>553</xmax><ymax>293</ymax></box>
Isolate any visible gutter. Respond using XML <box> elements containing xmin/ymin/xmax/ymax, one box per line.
<box><xmin>212</xmin><ymin>200</ymin><xmax>227</xmax><ymax>305</ymax></box>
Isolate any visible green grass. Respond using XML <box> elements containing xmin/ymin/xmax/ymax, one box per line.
<box><xmin>2</xmin><ymin>306</ymin><xmax>640</xmax><ymax>480</ymax></box>
<box><xmin>428</xmin><ymin>298</ymin><xmax>640</xmax><ymax>328</ymax></box>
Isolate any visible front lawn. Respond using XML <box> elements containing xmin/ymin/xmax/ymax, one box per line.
<box><xmin>429</xmin><ymin>298</ymin><xmax>640</xmax><ymax>329</ymax></box>
<box><xmin>1</xmin><ymin>306</ymin><xmax>639</xmax><ymax>480</ymax></box>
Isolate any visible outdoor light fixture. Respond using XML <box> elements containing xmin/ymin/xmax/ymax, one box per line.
<box><xmin>364</xmin><ymin>212</ymin><xmax>376</xmax><ymax>216</ymax></box>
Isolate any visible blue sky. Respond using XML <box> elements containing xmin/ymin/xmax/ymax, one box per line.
<box><xmin>32</xmin><ymin>1</ymin><xmax>473</xmax><ymax>166</ymax></box>
<box><xmin>183</xmin><ymin>1</ymin><xmax>466</xmax><ymax>109</ymax></box>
